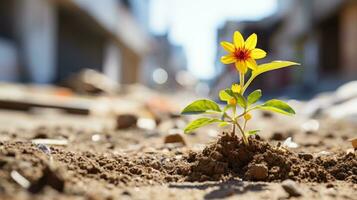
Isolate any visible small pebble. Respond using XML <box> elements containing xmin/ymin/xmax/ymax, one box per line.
<box><xmin>122</xmin><ymin>190</ymin><xmax>131</xmax><ymax>196</ymax></box>
<box><xmin>137</xmin><ymin>118</ymin><xmax>156</xmax><ymax>130</ymax></box>
<box><xmin>270</xmin><ymin>132</ymin><xmax>284</xmax><ymax>141</ymax></box>
<box><xmin>164</xmin><ymin>132</ymin><xmax>186</xmax><ymax>146</ymax></box>
<box><xmin>301</xmin><ymin>119</ymin><xmax>319</xmax><ymax>132</ymax></box>
<box><xmin>91</xmin><ymin>134</ymin><xmax>101</xmax><ymax>142</ymax></box>
<box><xmin>116</xmin><ymin>114</ymin><xmax>137</xmax><ymax>129</ymax></box>
<box><xmin>36</xmin><ymin>144</ymin><xmax>51</xmax><ymax>156</ymax></box>
<box><xmin>281</xmin><ymin>179</ymin><xmax>302</xmax><ymax>197</ymax></box>
<box><xmin>349</xmin><ymin>137</ymin><xmax>357</xmax><ymax>149</ymax></box>
<box><xmin>282</xmin><ymin>137</ymin><xmax>299</xmax><ymax>148</ymax></box>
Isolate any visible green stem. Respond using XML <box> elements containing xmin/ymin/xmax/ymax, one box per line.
<box><xmin>235</xmin><ymin>121</ymin><xmax>248</xmax><ymax>145</ymax></box>
<box><xmin>242</xmin><ymin>74</ymin><xmax>256</xmax><ymax>95</ymax></box>
<box><xmin>234</xmin><ymin>106</ymin><xmax>251</xmax><ymax>120</ymax></box>
<box><xmin>232</xmin><ymin>123</ymin><xmax>235</xmax><ymax>136</ymax></box>
<box><xmin>243</xmin><ymin>119</ymin><xmax>248</xmax><ymax>131</ymax></box>
<box><xmin>242</xmin><ymin>107</ymin><xmax>248</xmax><ymax>135</ymax></box>
<box><xmin>239</xmin><ymin>72</ymin><xmax>245</xmax><ymax>90</ymax></box>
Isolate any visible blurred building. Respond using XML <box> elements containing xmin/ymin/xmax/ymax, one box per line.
<box><xmin>271</xmin><ymin>0</ymin><xmax>357</xmax><ymax>95</ymax></box>
<box><xmin>0</xmin><ymin>0</ymin><xmax>150</xmax><ymax>84</ymax></box>
<box><xmin>142</xmin><ymin>33</ymin><xmax>188</xmax><ymax>89</ymax></box>
<box><xmin>214</xmin><ymin>0</ymin><xmax>357</xmax><ymax>98</ymax></box>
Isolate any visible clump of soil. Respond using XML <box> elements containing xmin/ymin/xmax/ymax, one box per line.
<box><xmin>184</xmin><ymin>132</ymin><xmax>356</xmax><ymax>183</ymax></box>
<box><xmin>316</xmin><ymin>151</ymin><xmax>357</xmax><ymax>183</ymax></box>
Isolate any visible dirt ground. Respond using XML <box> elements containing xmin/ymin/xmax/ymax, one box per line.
<box><xmin>0</xmin><ymin>109</ymin><xmax>356</xmax><ymax>200</ymax></box>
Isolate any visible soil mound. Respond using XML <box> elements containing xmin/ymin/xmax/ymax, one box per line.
<box><xmin>184</xmin><ymin>133</ymin><xmax>356</xmax><ymax>183</ymax></box>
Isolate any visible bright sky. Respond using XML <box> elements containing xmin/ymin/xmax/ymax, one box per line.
<box><xmin>149</xmin><ymin>0</ymin><xmax>278</xmax><ymax>79</ymax></box>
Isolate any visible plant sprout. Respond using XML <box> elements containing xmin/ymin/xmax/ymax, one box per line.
<box><xmin>181</xmin><ymin>31</ymin><xmax>300</xmax><ymax>145</ymax></box>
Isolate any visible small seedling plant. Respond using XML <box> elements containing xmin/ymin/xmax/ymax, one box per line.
<box><xmin>181</xmin><ymin>31</ymin><xmax>299</xmax><ymax>145</ymax></box>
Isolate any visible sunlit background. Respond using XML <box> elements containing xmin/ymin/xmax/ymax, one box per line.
<box><xmin>0</xmin><ymin>0</ymin><xmax>356</xmax><ymax>99</ymax></box>
<box><xmin>149</xmin><ymin>0</ymin><xmax>278</xmax><ymax>79</ymax></box>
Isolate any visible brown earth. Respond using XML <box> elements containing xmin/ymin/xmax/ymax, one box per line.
<box><xmin>185</xmin><ymin>133</ymin><xmax>356</xmax><ymax>183</ymax></box>
<box><xmin>0</xmin><ymin>110</ymin><xmax>356</xmax><ymax>199</ymax></box>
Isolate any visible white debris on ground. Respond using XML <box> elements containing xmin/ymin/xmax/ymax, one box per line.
<box><xmin>303</xmin><ymin>81</ymin><xmax>357</xmax><ymax>121</ymax></box>
<box><xmin>282</xmin><ymin>137</ymin><xmax>299</xmax><ymax>148</ymax></box>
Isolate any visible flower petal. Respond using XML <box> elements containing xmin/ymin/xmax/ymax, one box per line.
<box><xmin>246</xmin><ymin>58</ymin><xmax>257</xmax><ymax>70</ymax></box>
<box><xmin>251</xmin><ymin>48</ymin><xmax>266</xmax><ymax>59</ymax></box>
<box><xmin>233</xmin><ymin>31</ymin><xmax>244</xmax><ymax>48</ymax></box>
<box><xmin>235</xmin><ymin>60</ymin><xmax>248</xmax><ymax>74</ymax></box>
<box><xmin>220</xmin><ymin>41</ymin><xmax>235</xmax><ymax>53</ymax></box>
<box><xmin>245</xmin><ymin>33</ymin><xmax>257</xmax><ymax>50</ymax></box>
<box><xmin>220</xmin><ymin>54</ymin><xmax>236</xmax><ymax>64</ymax></box>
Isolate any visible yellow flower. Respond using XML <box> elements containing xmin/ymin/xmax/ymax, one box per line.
<box><xmin>220</xmin><ymin>31</ymin><xmax>267</xmax><ymax>74</ymax></box>
<box><xmin>231</xmin><ymin>84</ymin><xmax>241</xmax><ymax>93</ymax></box>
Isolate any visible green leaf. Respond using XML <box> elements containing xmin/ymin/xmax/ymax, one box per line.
<box><xmin>247</xmin><ymin>130</ymin><xmax>260</xmax><ymax>135</ymax></box>
<box><xmin>219</xmin><ymin>90</ymin><xmax>231</xmax><ymax>101</ymax></box>
<box><xmin>242</xmin><ymin>61</ymin><xmax>299</xmax><ymax>95</ymax></box>
<box><xmin>184</xmin><ymin>118</ymin><xmax>222</xmax><ymax>133</ymax></box>
<box><xmin>218</xmin><ymin>89</ymin><xmax>246</xmax><ymax>108</ymax></box>
<box><xmin>257</xmin><ymin>99</ymin><xmax>295</xmax><ymax>115</ymax></box>
<box><xmin>224</xmin><ymin>88</ymin><xmax>246</xmax><ymax>108</ymax></box>
<box><xmin>235</xmin><ymin>93</ymin><xmax>247</xmax><ymax>108</ymax></box>
<box><xmin>224</xmin><ymin>88</ymin><xmax>234</xmax><ymax>96</ymax></box>
<box><xmin>218</xmin><ymin>122</ymin><xmax>230</xmax><ymax>127</ymax></box>
<box><xmin>253</xmin><ymin>61</ymin><xmax>300</xmax><ymax>76</ymax></box>
<box><xmin>247</xmin><ymin>89</ymin><xmax>262</xmax><ymax>105</ymax></box>
<box><xmin>224</xmin><ymin>89</ymin><xmax>235</xmax><ymax>99</ymax></box>
<box><xmin>181</xmin><ymin>99</ymin><xmax>221</xmax><ymax>115</ymax></box>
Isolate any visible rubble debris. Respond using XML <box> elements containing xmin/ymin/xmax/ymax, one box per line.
<box><xmin>10</xmin><ymin>170</ymin><xmax>30</xmax><ymax>189</ymax></box>
<box><xmin>0</xmin><ymin>99</ymin><xmax>89</xmax><ymax>115</ymax></box>
<box><xmin>32</xmin><ymin>139</ymin><xmax>68</xmax><ymax>146</ymax></box>
<box><xmin>65</xmin><ymin>69</ymin><xmax>119</xmax><ymax>95</ymax></box>
<box><xmin>304</xmin><ymin>81</ymin><xmax>357</xmax><ymax>119</ymax></box>
<box><xmin>116</xmin><ymin>114</ymin><xmax>138</xmax><ymax>129</ymax></box>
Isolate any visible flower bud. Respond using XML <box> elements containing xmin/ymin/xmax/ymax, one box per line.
<box><xmin>231</xmin><ymin>84</ymin><xmax>241</xmax><ymax>93</ymax></box>
<box><xmin>228</xmin><ymin>98</ymin><xmax>237</xmax><ymax>105</ymax></box>
<box><xmin>244</xmin><ymin>113</ymin><xmax>252</xmax><ymax>121</ymax></box>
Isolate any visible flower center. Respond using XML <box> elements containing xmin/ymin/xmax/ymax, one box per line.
<box><xmin>234</xmin><ymin>48</ymin><xmax>250</xmax><ymax>61</ymax></box>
